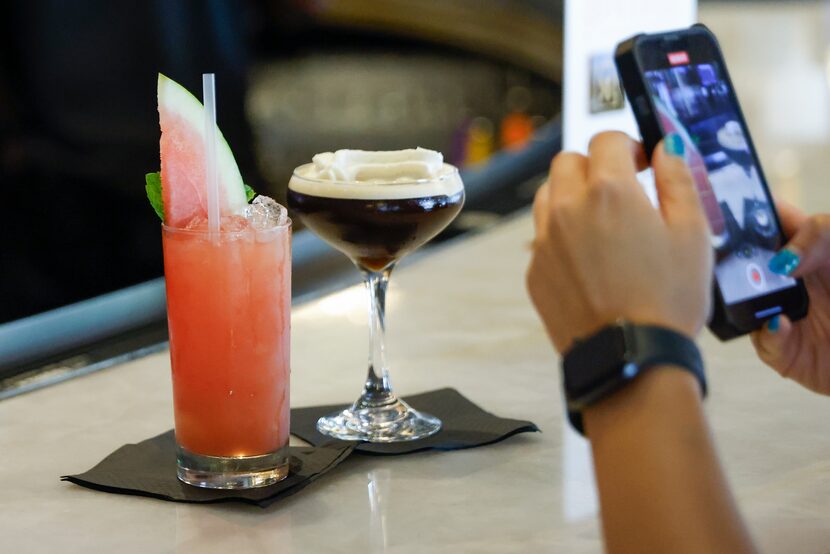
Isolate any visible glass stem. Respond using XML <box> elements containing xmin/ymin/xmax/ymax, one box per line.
<box><xmin>360</xmin><ymin>266</ymin><xmax>396</xmax><ymax>407</ymax></box>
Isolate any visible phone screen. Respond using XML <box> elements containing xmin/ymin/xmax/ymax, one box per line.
<box><xmin>642</xmin><ymin>59</ymin><xmax>796</xmax><ymax>305</ymax></box>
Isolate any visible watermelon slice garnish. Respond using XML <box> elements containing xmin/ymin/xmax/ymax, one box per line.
<box><xmin>154</xmin><ymin>74</ymin><xmax>249</xmax><ymax>227</ymax></box>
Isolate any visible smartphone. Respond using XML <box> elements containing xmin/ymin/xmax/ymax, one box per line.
<box><xmin>615</xmin><ymin>24</ymin><xmax>808</xmax><ymax>340</ymax></box>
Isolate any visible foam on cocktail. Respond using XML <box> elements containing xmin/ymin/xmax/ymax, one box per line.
<box><xmin>289</xmin><ymin>148</ymin><xmax>463</xmax><ymax>200</ymax></box>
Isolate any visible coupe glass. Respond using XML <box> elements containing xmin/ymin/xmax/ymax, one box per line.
<box><xmin>288</xmin><ymin>165</ymin><xmax>464</xmax><ymax>442</ymax></box>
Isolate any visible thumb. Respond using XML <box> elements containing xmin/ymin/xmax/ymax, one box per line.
<box><xmin>652</xmin><ymin>133</ymin><xmax>705</xmax><ymax>226</ymax></box>
<box><xmin>750</xmin><ymin>315</ymin><xmax>796</xmax><ymax>378</ymax></box>
<box><xmin>769</xmin><ymin>214</ymin><xmax>830</xmax><ymax>277</ymax></box>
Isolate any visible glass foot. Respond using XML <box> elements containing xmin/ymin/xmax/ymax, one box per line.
<box><xmin>176</xmin><ymin>446</ymin><xmax>289</xmax><ymax>489</ymax></box>
<box><xmin>317</xmin><ymin>397</ymin><xmax>442</xmax><ymax>443</ymax></box>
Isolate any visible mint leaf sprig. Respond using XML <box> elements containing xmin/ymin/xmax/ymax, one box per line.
<box><xmin>145</xmin><ymin>172</ymin><xmax>164</xmax><ymax>221</ymax></box>
<box><xmin>244</xmin><ymin>183</ymin><xmax>256</xmax><ymax>202</ymax></box>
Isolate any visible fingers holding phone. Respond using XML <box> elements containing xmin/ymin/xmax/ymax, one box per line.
<box><xmin>751</xmin><ymin>209</ymin><xmax>830</xmax><ymax>395</ymax></box>
<box><xmin>771</xmin><ymin>210</ymin><xmax>830</xmax><ymax>278</ymax></box>
<box><xmin>527</xmin><ymin>131</ymin><xmax>712</xmax><ymax>354</ymax></box>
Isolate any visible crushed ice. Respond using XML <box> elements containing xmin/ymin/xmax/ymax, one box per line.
<box><xmin>244</xmin><ymin>195</ymin><xmax>288</xmax><ymax>229</ymax></box>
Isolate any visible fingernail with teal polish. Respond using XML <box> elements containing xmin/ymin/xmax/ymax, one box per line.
<box><xmin>664</xmin><ymin>133</ymin><xmax>685</xmax><ymax>157</ymax></box>
<box><xmin>767</xmin><ymin>315</ymin><xmax>780</xmax><ymax>333</ymax></box>
<box><xmin>768</xmin><ymin>249</ymin><xmax>800</xmax><ymax>275</ymax></box>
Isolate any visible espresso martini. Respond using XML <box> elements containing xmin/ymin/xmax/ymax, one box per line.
<box><xmin>287</xmin><ymin>148</ymin><xmax>464</xmax><ymax>442</ymax></box>
<box><xmin>288</xmin><ymin>150</ymin><xmax>464</xmax><ymax>272</ymax></box>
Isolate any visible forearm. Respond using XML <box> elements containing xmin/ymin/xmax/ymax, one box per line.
<box><xmin>583</xmin><ymin>367</ymin><xmax>756</xmax><ymax>554</ymax></box>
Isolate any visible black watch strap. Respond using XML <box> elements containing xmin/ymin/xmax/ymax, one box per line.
<box><xmin>563</xmin><ymin>322</ymin><xmax>707</xmax><ymax>436</ymax></box>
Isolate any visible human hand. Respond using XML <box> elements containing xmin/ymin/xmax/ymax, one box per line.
<box><xmin>751</xmin><ymin>204</ymin><xmax>830</xmax><ymax>394</ymax></box>
<box><xmin>526</xmin><ymin>131</ymin><xmax>713</xmax><ymax>353</ymax></box>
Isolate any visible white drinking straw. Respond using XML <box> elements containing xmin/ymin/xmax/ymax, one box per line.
<box><xmin>203</xmin><ymin>73</ymin><xmax>220</xmax><ymax>235</ymax></box>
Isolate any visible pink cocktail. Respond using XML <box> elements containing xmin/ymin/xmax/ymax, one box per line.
<box><xmin>163</xmin><ymin>216</ymin><xmax>291</xmax><ymax>488</ymax></box>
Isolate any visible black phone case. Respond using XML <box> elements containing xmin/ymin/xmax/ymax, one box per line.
<box><xmin>614</xmin><ymin>33</ymin><xmax>663</xmax><ymax>159</ymax></box>
<box><xmin>614</xmin><ymin>24</ymin><xmax>808</xmax><ymax>341</ymax></box>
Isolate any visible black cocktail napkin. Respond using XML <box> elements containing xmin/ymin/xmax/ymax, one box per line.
<box><xmin>61</xmin><ymin>430</ymin><xmax>354</xmax><ymax>508</ymax></box>
<box><xmin>62</xmin><ymin>389</ymin><xmax>537</xmax><ymax>506</ymax></box>
<box><xmin>291</xmin><ymin>387</ymin><xmax>539</xmax><ymax>455</ymax></box>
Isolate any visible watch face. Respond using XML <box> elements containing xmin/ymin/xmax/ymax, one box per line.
<box><xmin>563</xmin><ymin>325</ymin><xmax>627</xmax><ymax>402</ymax></box>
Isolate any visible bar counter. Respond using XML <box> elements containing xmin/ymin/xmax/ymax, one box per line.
<box><xmin>3</xmin><ymin>212</ymin><xmax>829</xmax><ymax>553</ymax></box>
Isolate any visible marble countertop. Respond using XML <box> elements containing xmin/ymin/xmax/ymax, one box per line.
<box><xmin>2</xmin><ymin>212</ymin><xmax>829</xmax><ymax>553</ymax></box>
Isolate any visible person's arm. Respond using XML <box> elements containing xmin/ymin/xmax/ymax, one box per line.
<box><xmin>526</xmin><ymin>131</ymin><xmax>757</xmax><ymax>552</ymax></box>
<box><xmin>585</xmin><ymin>368</ymin><xmax>755</xmax><ymax>553</ymax></box>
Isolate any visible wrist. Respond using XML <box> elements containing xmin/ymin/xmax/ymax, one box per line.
<box><xmin>583</xmin><ymin>366</ymin><xmax>703</xmax><ymax>440</ymax></box>
<box><xmin>562</xmin><ymin>321</ymin><xmax>707</xmax><ymax>436</ymax></box>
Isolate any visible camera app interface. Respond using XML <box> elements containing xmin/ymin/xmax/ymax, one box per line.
<box><xmin>644</xmin><ymin>58</ymin><xmax>795</xmax><ymax>305</ymax></box>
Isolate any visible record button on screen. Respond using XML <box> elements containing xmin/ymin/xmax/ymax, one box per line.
<box><xmin>746</xmin><ymin>263</ymin><xmax>766</xmax><ymax>291</ymax></box>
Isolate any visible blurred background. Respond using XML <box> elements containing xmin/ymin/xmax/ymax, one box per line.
<box><xmin>2</xmin><ymin>0</ymin><xmax>830</xmax><ymax>389</ymax></box>
<box><xmin>0</xmin><ymin>0</ymin><xmax>562</xmax><ymax>326</ymax></box>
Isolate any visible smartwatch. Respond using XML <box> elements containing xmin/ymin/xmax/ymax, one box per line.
<box><xmin>562</xmin><ymin>321</ymin><xmax>707</xmax><ymax>435</ymax></box>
